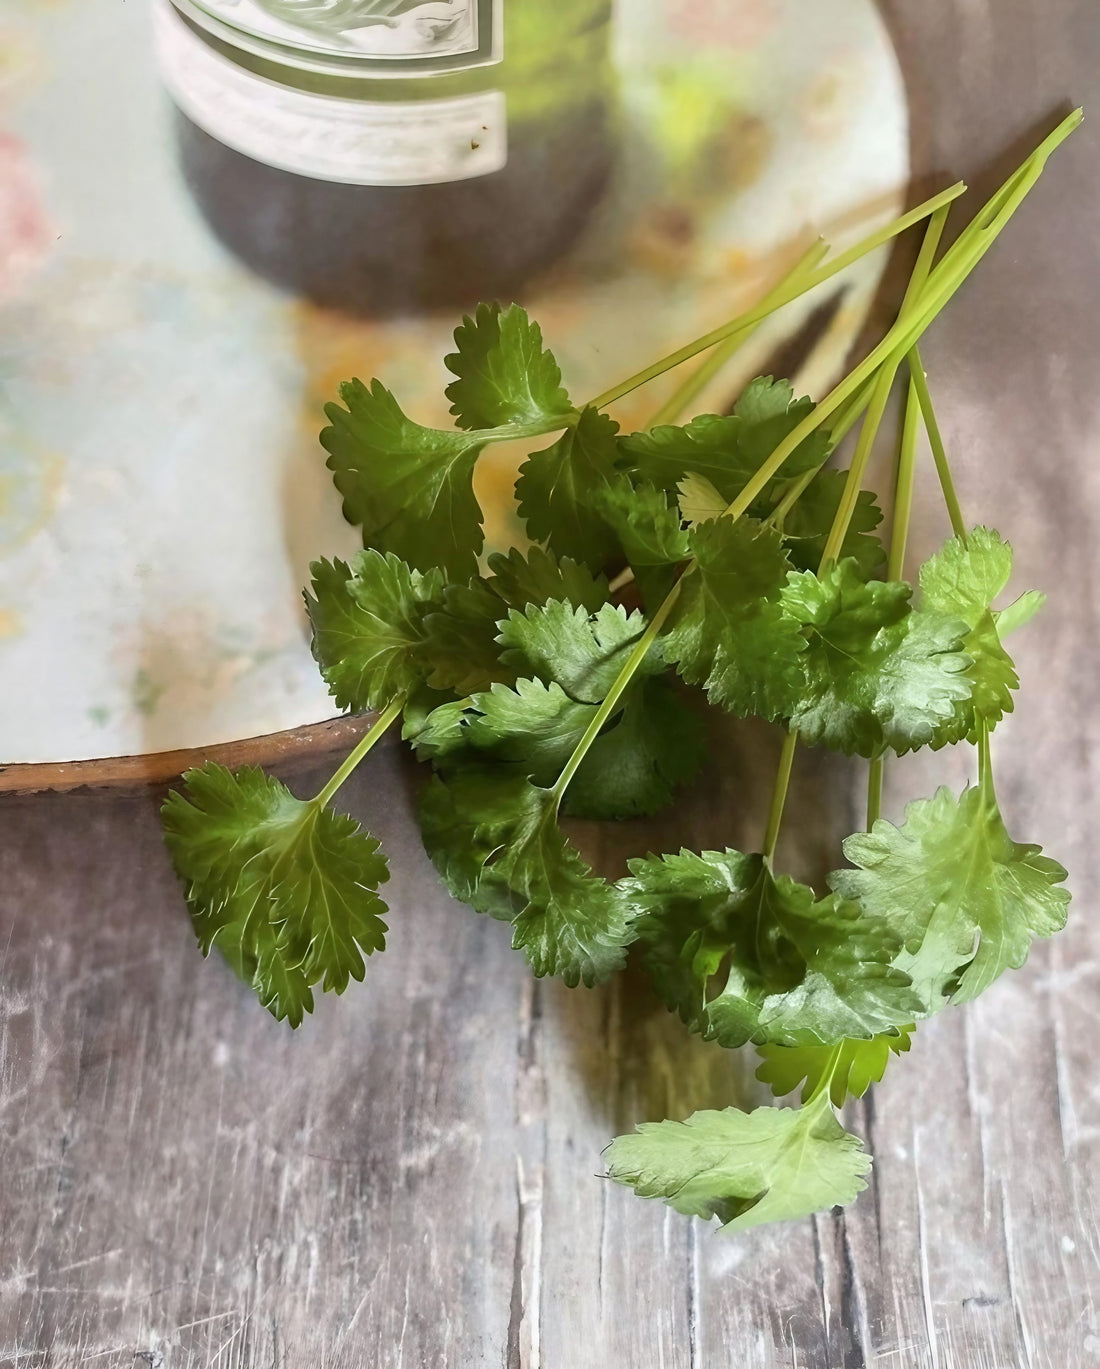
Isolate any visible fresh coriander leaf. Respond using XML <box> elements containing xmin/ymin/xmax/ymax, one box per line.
<box><xmin>619</xmin><ymin>377</ymin><xmax>830</xmax><ymax>501</ymax></box>
<box><xmin>498</xmin><ymin>598</ymin><xmax>705</xmax><ymax>817</ymax></box>
<box><xmin>417</xmin><ymin>577</ymin><xmax>514</xmax><ymax>696</ymax></box>
<box><xmin>677</xmin><ymin>472</ymin><xmax>728</xmax><ymax>525</ymax></box>
<box><xmin>662</xmin><ymin>516</ymin><xmax>805</xmax><ymax>720</ymax></box>
<box><xmin>162</xmin><ymin>764</ymin><xmax>389</xmax><ymax>1027</ymax></box>
<box><xmin>516</xmin><ymin>406</ymin><xmax>623</xmax><ymax>569</ymax></box>
<box><xmin>596</xmin><ymin>475</ymin><xmax>689</xmax><ymax>606</ymax></box>
<box><xmin>413</xmin><ymin>677</ymin><xmax>592</xmax><ymax>783</ymax></box>
<box><xmin>597</xmin><ymin>476</ymin><xmax>690</xmax><ymax>567</ymax></box>
<box><xmin>995</xmin><ymin>589</ymin><xmax>1045</xmax><ymax>637</ymax></box>
<box><xmin>781</xmin><ymin>559</ymin><xmax>972</xmax><ymax>756</ymax></box>
<box><xmin>498</xmin><ymin>599</ymin><xmax>659</xmax><ymax>703</ymax></box>
<box><xmin>322</xmin><ymin>378</ymin><xmax>485</xmax><ymax>580</ymax></box>
<box><xmin>605</xmin><ymin>1090</ymin><xmax>871</xmax><ymax>1231</ymax></box>
<box><xmin>426</xmin><ymin>601</ymin><xmax>704</xmax><ymax>820</ymax></box>
<box><xmin>755</xmin><ymin>1028</ymin><xmax>914</xmax><ymax>1106</ymax></box>
<box><xmin>562</xmin><ymin>680</ymin><xmax>705</xmax><ymax>820</ymax></box>
<box><xmin>919</xmin><ymin>527</ymin><xmax>1020</xmax><ymax>736</ymax></box>
<box><xmin>401</xmin><ymin>682</ymin><xmax>458</xmax><ymax>744</ymax></box>
<box><xmin>418</xmin><ymin>768</ymin><xmax>633</xmax><ymax>985</ymax></box>
<box><xmin>306</xmin><ymin>551</ymin><xmax>444</xmax><ymax>711</ymax></box>
<box><xmin>777</xmin><ymin>469</ymin><xmax>886</xmax><ymax>578</ymax></box>
<box><xmin>832</xmin><ymin>784</ymin><xmax>1070</xmax><ymax>1010</ymax></box>
<box><xmin>625</xmin><ymin>848</ymin><xmax>920</xmax><ymax>1048</ymax></box>
<box><xmin>444</xmin><ymin>302</ymin><xmax>573</xmax><ymax>431</ymax></box>
<box><xmin>414</xmin><ymin>548</ymin><xmax>616</xmax><ymax>699</ymax></box>
<box><xmin>486</xmin><ymin>545</ymin><xmax>611</xmax><ymax>614</ymax></box>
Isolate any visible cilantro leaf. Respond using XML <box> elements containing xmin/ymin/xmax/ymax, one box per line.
<box><xmin>755</xmin><ymin>1028</ymin><xmax>914</xmax><ymax>1106</ymax></box>
<box><xmin>778</xmin><ymin>469</ymin><xmax>886</xmax><ymax>578</ymax></box>
<box><xmin>444</xmin><ymin>302</ymin><xmax>573</xmax><ymax>431</ymax></box>
<box><xmin>417</xmin><ymin>577</ymin><xmax>515</xmax><ymax>696</ymax></box>
<box><xmin>413</xmin><ymin>677</ymin><xmax>592</xmax><ymax>783</ymax></box>
<box><xmin>832</xmin><ymin>784</ymin><xmax>1070</xmax><ymax>1009</ymax></box>
<box><xmin>162</xmin><ymin>764</ymin><xmax>389</xmax><ymax>1027</ymax></box>
<box><xmin>418</xmin><ymin>768</ymin><xmax>633</xmax><ymax>985</ymax></box>
<box><xmin>661</xmin><ymin>517</ymin><xmax>805</xmax><ymax>720</ymax></box>
<box><xmin>516</xmin><ymin>406</ymin><xmax>625</xmax><ymax>569</ymax></box>
<box><xmin>919</xmin><ymin>527</ymin><xmax>1021</xmax><ymax>738</ymax></box>
<box><xmin>625</xmin><ymin>849</ymin><xmax>920</xmax><ymax>1048</ymax></box>
<box><xmin>413</xmin><ymin>549</ymin><xmax>616</xmax><ymax>700</ymax></box>
<box><xmin>561</xmin><ymin>680</ymin><xmax>705</xmax><ymax>821</ymax></box>
<box><xmin>677</xmin><ymin>472</ymin><xmax>728</xmax><ymax>525</ymax></box>
<box><xmin>322</xmin><ymin>379</ymin><xmax>485</xmax><ymax>580</ymax></box>
<box><xmin>422</xmin><ymin>601</ymin><xmax>704</xmax><ymax>819</ymax></box>
<box><xmin>596</xmin><ymin>475</ymin><xmax>689</xmax><ymax>606</ymax></box>
<box><xmin>306</xmin><ymin>552</ymin><xmax>445</xmax><ymax>711</ymax></box>
<box><xmin>498</xmin><ymin>599</ymin><xmax>660</xmax><ymax>703</ymax></box>
<box><xmin>486</xmin><ymin>545</ymin><xmax>611</xmax><ymax>613</ymax></box>
<box><xmin>619</xmin><ymin>377</ymin><xmax>830</xmax><ymax>501</ymax></box>
<box><xmin>996</xmin><ymin>589</ymin><xmax>1045</xmax><ymax>637</ymax></box>
<box><xmin>781</xmin><ymin>559</ymin><xmax>972</xmax><ymax>756</ymax></box>
<box><xmin>605</xmin><ymin>1091</ymin><xmax>871</xmax><ymax>1232</ymax></box>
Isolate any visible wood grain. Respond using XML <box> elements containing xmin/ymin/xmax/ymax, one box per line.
<box><xmin>3</xmin><ymin>1</ymin><xmax>1100</xmax><ymax>1365</ymax></box>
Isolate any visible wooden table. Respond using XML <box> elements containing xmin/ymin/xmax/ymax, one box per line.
<box><xmin>2</xmin><ymin>2</ymin><xmax>1098</xmax><ymax>1364</ymax></box>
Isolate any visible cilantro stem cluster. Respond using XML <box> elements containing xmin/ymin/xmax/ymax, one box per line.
<box><xmin>162</xmin><ymin>111</ymin><xmax>1080</xmax><ymax>1233</ymax></box>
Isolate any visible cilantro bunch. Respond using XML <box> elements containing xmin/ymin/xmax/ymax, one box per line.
<box><xmin>162</xmin><ymin>112</ymin><xmax>1079</xmax><ymax>1234</ymax></box>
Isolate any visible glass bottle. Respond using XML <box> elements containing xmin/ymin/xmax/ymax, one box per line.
<box><xmin>154</xmin><ymin>0</ymin><xmax>616</xmax><ymax>314</ymax></box>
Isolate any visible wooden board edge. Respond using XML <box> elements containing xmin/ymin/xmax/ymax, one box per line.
<box><xmin>0</xmin><ymin>713</ymin><xmax>377</xmax><ymax>795</ymax></box>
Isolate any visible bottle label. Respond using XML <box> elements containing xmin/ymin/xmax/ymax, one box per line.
<box><xmin>183</xmin><ymin>0</ymin><xmax>501</xmax><ymax>72</ymax></box>
<box><xmin>155</xmin><ymin>1</ymin><xmax>507</xmax><ymax>186</ymax></box>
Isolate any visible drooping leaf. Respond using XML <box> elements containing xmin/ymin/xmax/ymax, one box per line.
<box><xmin>777</xmin><ymin>469</ymin><xmax>886</xmax><ymax>579</ymax></box>
<box><xmin>832</xmin><ymin>782</ymin><xmax>1070</xmax><ymax>1010</ymax></box>
<box><xmin>418</xmin><ymin>768</ymin><xmax>633</xmax><ymax>985</ymax></box>
<box><xmin>597</xmin><ymin>474</ymin><xmax>690</xmax><ymax>606</ymax></box>
<box><xmin>516</xmin><ymin>406</ymin><xmax>624</xmax><ymax>569</ymax></box>
<box><xmin>995</xmin><ymin>589</ymin><xmax>1045</xmax><ymax>637</ymax></box>
<box><xmin>618</xmin><ymin>377</ymin><xmax>830</xmax><ymax>501</ymax></box>
<box><xmin>162</xmin><ymin>764</ymin><xmax>390</xmax><ymax>1027</ymax></box>
<box><xmin>498</xmin><ymin>599</ymin><xmax>659</xmax><ymax>704</ymax></box>
<box><xmin>485</xmin><ymin>545</ymin><xmax>611</xmax><ymax>614</ymax></box>
<box><xmin>322</xmin><ymin>378</ymin><xmax>485</xmax><ymax>579</ymax></box>
<box><xmin>625</xmin><ymin>848</ymin><xmax>920</xmax><ymax>1048</ymax></box>
<box><xmin>413</xmin><ymin>677</ymin><xmax>593</xmax><ymax>784</ymax></box>
<box><xmin>919</xmin><ymin>527</ymin><xmax>1021</xmax><ymax>739</ymax></box>
<box><xmin>417</xmin><ymin>577</ymin><xmax>515</xmax><ymax>696</ymax></box>
<box><xmin>605</xmin><ymin>1090</ymin><xmax>871</xmax><ymax>1231</ymax></box>
<box><xmin>677</xmin><ymin>471</ymin><xmax>728</xmax><ymax>526</ymax></box>
<box><xmin>661</xmin><ymin>517</ymin><xmax>805</xmax><ymax>720</ymax></box>
<box><xmin>305</xmin><ymin>551</ymin><xmax>445</xmax><ymax>711</ymax></box>
<box><xmin>425</xmin><ymin>601</ymin><xmax>704</xmax><ymax>820</ymax></box>
<box><xmin>755</xmin><ymin>1028</ymin><xmax>914</xmax><ymax>1106</ymax></box>
<box><xmin>444</xmin><ymin>302</ymin><xmax>573</xmax><ymax>431</ymax></box>
<box><xmin>781</xmin><ymin>559</ymin><xmax>972</xmax><ymax>756</ymax></box>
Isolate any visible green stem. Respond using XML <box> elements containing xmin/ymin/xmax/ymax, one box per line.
<box><xmin>479</xmin><ymin>412</ymin><xmax>578</xmax><ymax>445</ymax></box>
<box><xmin>866</xmin><ymin>756</ymin><xmax>883</xmax><ymax>830</ymax></box>
<box><xmin>313</xmin><ymin>694</ymin><xmax>406</xmax><ymax>809</ymax></box>
<box><xmin>815</xmin><ymin>204</ymin><xmax>948</xmax><ymax>569</ymax></box>
<box><xmin>587</xmin><ymin>183</ymin><xmax>967</xmax><ymax>411</ymax></box>
<box><xmin>762</xmin><ymin>728</ymin><xmax>799</xmax><ymax>864</ymax></box>
<box><xmin>888</xmin><ymin>376</ymin><xmax>922</xmax><ymax>582</ymax></box>
<box><xmin>721</xmin><ymin>125</ymin><xmax>1075</xmax><ymax>528</ymax></box>
<box><xmin>976</xmin><ymin>718</ymin><xmax>996</xmax><ymax>801</ymax></box>
<box><xmin>806</xmin><ymin>1043</ymin><xmax>846</xmax><ymax>1106</ymax></box>
<box><xmin>646</xmin><ymin>241</ymin><xmax>830</xmax><ymax>428</ymax></box>
<box><xmin>551</xmin><ymin>585</ymin><xmax>683</xmax><ymax>804</ymax></box>
<box><xmin>907</xmin><ymin>350</ymin><xmax>967</xmax><ymax>541</ymax></box>
<box><xmin>763</xmin><ymin>377</ymin><xmax>878</xmax><ymax>532</ymax></box>
<box><xmin>817</xmin><ymin>363</ymin><xmax>898</xmax><ymax>569</ymax></box>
